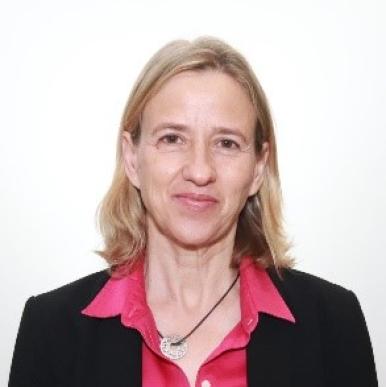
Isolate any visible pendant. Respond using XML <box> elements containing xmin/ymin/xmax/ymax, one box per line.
<box><xmin>160</xmin><ymin>335</ymin><xmax>188</xmax><ymax>360</ymax></box>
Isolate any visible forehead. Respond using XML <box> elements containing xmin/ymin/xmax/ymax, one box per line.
<box><xmin>141</xmin><ymin>70</ymin><xmax>256</xmax><ymax>132</ymax></box>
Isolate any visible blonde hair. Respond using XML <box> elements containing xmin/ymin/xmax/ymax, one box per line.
<box><xmin>95</xmin><ymin>36</ymin><xmax>295</xmax><ymax>277</ymax></box>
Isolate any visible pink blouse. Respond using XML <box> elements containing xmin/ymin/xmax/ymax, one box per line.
<box><xmin>82</xmin><ymin>257</ymin><xmax>296</xmax><ymax>386</ymax></box>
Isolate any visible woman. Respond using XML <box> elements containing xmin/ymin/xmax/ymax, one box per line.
<box><xmin>9</xmin><ymin>37</ymin><xmax>378</xmax><ymax>387</ymax></box>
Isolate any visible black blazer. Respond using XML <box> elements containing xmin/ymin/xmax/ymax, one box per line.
<box><xmin>9</xmin><ymin>266</ymin><xmax>378</xmax><ymax>387</ymax></box>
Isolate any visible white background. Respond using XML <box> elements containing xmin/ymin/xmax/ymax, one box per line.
<box><xmin>1</xmin><ymin>0</ymin><xmax>385</xmax><ymax>385</ymax></box>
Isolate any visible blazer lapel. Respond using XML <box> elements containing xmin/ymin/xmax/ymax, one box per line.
<box><xmin>247</xmin><ymin>312</ymin><xmax>294</xmax><ymax>387</ymax></box>
<box><xmin>79</xmin><ymin>317</ymin><xmax>142</xmax><ymax>387</ymax></box>
<box><xmin>246</xmin><ymin>267</ymin><xmax>295</xmax><ymax>386</ymax></box>
<box><xmin>246</xmin><ymin>267</ymin><xmax>325</xmax><ymax>387</ymax></box>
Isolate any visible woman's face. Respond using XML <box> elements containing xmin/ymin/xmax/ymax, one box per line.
<box><xmin>122</xmin><ymin>70</ymin><xmax>268</xmax><ymax>249</ymax></box>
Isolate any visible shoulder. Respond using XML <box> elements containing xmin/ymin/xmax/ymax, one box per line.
<box><xmin>27</xmin><ymin>269</ymin><xmax>111</xmax><ymax>318</ymax></box>
<box><xmin>267</xmin><ymin>269</ymin><xmax>378</xmax><ymax>385</ymax></box>
<box><xmin>273</xmin><ymin>266</ymin><xmax>354</xmax><ymax>299</ymax></box>
<box><xmin>267</xmin><ymin>266</ymin><xmax>367</xmax><ymax>330</ymax></box>
<box><xmin>267</xmin><ymin>266</ymin><xmax>374</xmax><ymax>354</ymax></box>
<box><xmin>10</xmin><ymin>270</ymin><xmax>113</xmax><ymax>382</ymax></box>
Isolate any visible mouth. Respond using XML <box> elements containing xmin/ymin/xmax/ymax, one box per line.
<box><xmin>173</xmin><ymin>193</ymin><xmax>218</xmax><ymax>212</ymax></box>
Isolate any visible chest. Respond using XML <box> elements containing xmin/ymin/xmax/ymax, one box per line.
<box><xmin>143</xmin><ymin>322</ymin><xmax>247</xmax><ymax>387</ymax></box>
<box><xmin>171</xmin><ymin>324</ymin><xmax>240</xmax><ymax>386</ymax></box>
<box><xmin>60</xmin><ymin>312</ymin><xmax>327</xmax><ymax>387</ymax></box>
<box><xmin>151</xmin><ymin>303</ymin><xmax>242</xmax><ymax>386</ymax></box>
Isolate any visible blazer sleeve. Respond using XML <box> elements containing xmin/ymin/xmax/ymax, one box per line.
<box><xmin>8</xmin><ymin>296</ymin><xmax>54</xmax><ymax>387</ymax></box>
<box><xmin>321</xmin><ymin>289</ymin><xmax>378</xmax><ymax>386</ymax></box>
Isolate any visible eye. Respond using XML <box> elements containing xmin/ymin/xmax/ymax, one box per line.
<box><xmin>218</xmin><ymin>139</ymin><xmax>240</xmax><ymax>149</ymax></box>
<box><xmin>159</xmin><ymin>134</ymin><xmax>183</xmax><ymax>144</ymax></box>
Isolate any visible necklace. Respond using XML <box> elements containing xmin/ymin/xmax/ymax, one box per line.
<box><xmin>157</xmin><ymin>272</ymin><xmax>240</xmax><ymax>360</ymax></box>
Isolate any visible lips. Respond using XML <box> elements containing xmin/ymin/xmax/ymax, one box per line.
<box><xmin>174</xmin><ymin>193</ymin><xmax>218</xmax><ymax>202</ymax></box>
<box><xmin>173</xmin><ymin>192</ymin><xmax>218</xmax><ymax>211</ymax></box>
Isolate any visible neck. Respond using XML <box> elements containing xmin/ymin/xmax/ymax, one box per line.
<box><xmin>144</xmin><ymin>224</ymin><xmax>238</xmax><ymax>312</ymax></box>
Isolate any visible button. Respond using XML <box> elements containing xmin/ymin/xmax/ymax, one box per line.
<box><xmin>201</xmin><ymin>380</ymin><xmax>211</xmax><ymax>387</ymax></box>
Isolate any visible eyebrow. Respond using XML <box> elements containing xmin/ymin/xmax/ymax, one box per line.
<box><xmin>151</xmin><ymin>122</ymin><xmax>248</xmax><ymax>143</ymax></box>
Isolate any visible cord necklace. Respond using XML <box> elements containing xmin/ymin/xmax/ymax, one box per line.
<box><xmin>157</xmin><ymin>272</ymin><xmax>240</xmax><ymax>360</ymax></box>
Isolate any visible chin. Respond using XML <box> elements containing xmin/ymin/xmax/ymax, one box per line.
<box><xmin>150</xmin><ymin>214</ymin><xmax>234</xmax><ymax>249</ymax></box>
<box><xmin>171</xmin><ymin>237</ymin><xmax>216</xmax><ymax>251</ymax></box>
<box><xmin>167</xmin><ymin>225</ymin><xmax>226</xmax><ymax>250</ymax></box>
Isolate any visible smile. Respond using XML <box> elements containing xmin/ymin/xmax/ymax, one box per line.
<box><xmin>173</xmin><ymin>193</ymin><xmax>218</xmax><ymax>212</ymax></box>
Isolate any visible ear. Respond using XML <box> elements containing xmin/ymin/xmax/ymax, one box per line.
<box><xmin>121</xmin><ymin>131</ymin><xmax>141</xmax><ymax>189</ymax></box>
<box><xmin>248</xmin><ymin>142</ymin><xmax>269</xmax><ymax>197</ymax></box>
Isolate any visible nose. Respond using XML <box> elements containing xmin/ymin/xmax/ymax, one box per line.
<box><xmin>182</xmin><ymin>141</ymin><xmax>216</xmax><ymax>186</ymax></box>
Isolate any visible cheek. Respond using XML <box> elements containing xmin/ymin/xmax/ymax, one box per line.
<box><xmin>222</xmin><ymin>160</ymin><xmax>255</xmax><ymax>192</ymax></box>
<box><xmin>136</xmin><ymin>153</ymin><xmax>179</xmax><ymax>199</ymax></box>
<box><xmin>140</xmin><ymin>148</ymin><xmax>183</xmax><ymax>173</ymax></box>
<box><xmin>220</xmin><ymin>164</ymin><xmax>256</xmax><ymax>210</ymax></box>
